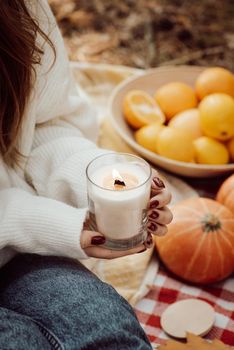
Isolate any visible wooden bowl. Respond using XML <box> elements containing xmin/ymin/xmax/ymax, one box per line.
<box><xmin>109</xmin><ymin>66</ymin><xmax>234</xmax><ymax>178</ymax></box>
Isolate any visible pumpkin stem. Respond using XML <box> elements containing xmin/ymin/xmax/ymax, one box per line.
<box><xmin>201</xmin><ymin>214</ymin><xmax>221</xmax><ymax>232</ymax></box>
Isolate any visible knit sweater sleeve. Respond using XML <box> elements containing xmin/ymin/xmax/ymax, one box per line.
<box><xmin>0</xmin><ymin>188</ymin><xmax>88</xmax><ymax>259</ymax></box>
<box><xmin>25</xmin><ymin>117</ymin><xmax>109</xmax><ymax>208</ymax></box>
<box><xmin>22</xmin><ymin>103</ymin><xmax>110</xmax><ymax>261</ymax></box>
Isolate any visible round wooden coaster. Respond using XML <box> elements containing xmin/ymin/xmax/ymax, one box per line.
<box><xmin>161</xmin><ymin>299</ymin><xmax>215</xmax><ymax>339</ymax></box>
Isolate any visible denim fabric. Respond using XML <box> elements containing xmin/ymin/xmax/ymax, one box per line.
<box><xmin>0</xmin><ymin>254</ymin><xmax>152</xmax><ymax>349</ymax></box>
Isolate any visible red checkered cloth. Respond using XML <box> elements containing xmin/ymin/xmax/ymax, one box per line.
<box><xmin>135</xmin><ymin>258</ymin><xmax>234</xmax><ymax>348</ymax></box>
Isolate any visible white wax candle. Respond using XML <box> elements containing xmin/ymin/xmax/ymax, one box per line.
<box><xmin>88</xmin><ymin>163</ymin><xmax>151</xmax><ymax>239</ymax></box>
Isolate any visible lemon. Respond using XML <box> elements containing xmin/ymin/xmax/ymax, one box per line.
<box><xmin>199</xmin><ymin>93</ymin><xmax>234</xmax><ymax>141</ymax></box>
<box><xmin>156</xmin><ymin>127</ymin><xmax>195</xmax><ymax>162</ymax></box>
<box><xmin>195</xmin><ymin>67</ymin><xmax>234</xmax><ymax>100</ymax></box>
<box><xmin>123</xmin><ymin>90</ymin><xmax>165</xmax><ymax>129</ymax></box>
<box><xmin>168</xmin><ymin>108</ymin><xmax>203</xmax><ymax>139</ymax></box>
<box><xmin>154</xmin><ymin>82</ymin><xmax>198</xmax><ymax>120</ymax></box>
<box><xmin>227</xmin><ymin>137</ymin><xmax>234</xmax><ymax>162</ymax></box>
<box><xmin>193</xmin><ymin>136</ymin><xmax>229</xmax><ymax>165</ymax></box>
<box><xmin>135</xmin><ymin>123</ymin><xmax>164</xmax><ymax>152</ymax></box>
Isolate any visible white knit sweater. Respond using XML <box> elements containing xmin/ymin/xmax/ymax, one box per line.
<box><xmin>0</xmin><ymin>0</ymin><xmax>108</xmax><ymax>267</ymax></box>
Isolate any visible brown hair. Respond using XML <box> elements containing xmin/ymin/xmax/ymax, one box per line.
<box><xmin>0</xmin><ymin>0</ymin><xmax>55</xmax><ymax>166</ymax></box>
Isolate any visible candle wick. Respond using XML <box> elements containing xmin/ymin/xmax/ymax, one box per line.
<box><xmin>114</xmin><ymin>179</ymin><xmax>126</xmax><ymax>187</ymax></box>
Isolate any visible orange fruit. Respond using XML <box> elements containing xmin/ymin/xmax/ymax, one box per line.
<box><xmin>193</xmin><ymin>136</ymin><xmax>229</xmax><ymax>165</ymax></box>
<box><xmin>195</xmin><ymin>67</ymin><xmax>234</xmax><ymax>100</ymax></box>
<box><xmin>156</xmin><ymin>126</ymin><xmax>195</xmax><ymax>162</ymax></box>
<box><xmin>168</xmin><ymin>108</ymin><xmax>203</xmax><ymax>139</ymax></box>
<box><xmin>227</xmin><ymin>137</ymin><xmax>234</xmax><ymax>162</ymax></box>
<box><xmin>123</xmin><ymin>90</ymin><xmax>165</xmax><ymax>129</ymax></box>
<box><xmin>199</xmin><ymin>93</ymin><xmax>234</xmax><ymax>141</ymax></box>
<box><xmin>154</xmin><ymin>82</ymin><xmax>198</xmax><ymax>120</ymax></box>
<box><xmin>135</xmin><ymin>123</ymin><xmax>164</xmax><ymax>152</ymax></box>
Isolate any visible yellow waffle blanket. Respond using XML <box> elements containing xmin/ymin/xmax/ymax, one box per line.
<box><xmin>71</xmin><ymin>62</ymin><xmax>197</xmax><ymax>306</ymax></box>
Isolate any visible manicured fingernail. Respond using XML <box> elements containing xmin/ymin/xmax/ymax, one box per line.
<box><xmin>153</xmin><ymin>177</ymin><xmax>165</xmax><ymax>189</ymax></box>
<box><xmin>137</xmin><ymin>248</ymin><xmax>146</xmax><ymax>253</ymax></box>
<box><xmin>147</xmin><ymin>236</ymin><xmax>153</xmax><ymax>245</ymax></box>
<box><xmin>149</xmin><ymin>200</ymin><xmax>159</xmax><ymax>209</ymax></box>
<box><xmin>91</xmin><ymin>236</ymin><xmax>106</xmax><ymax>245</ymax></box>
<box><xmin>149</xmin><ymin>211</ymin><xmax>159</xmax><ymax>220</ymax></box>
<box><xmin>148</xmin><ymin>223</ymin><xmax>157</xmax><ymax>231</ymax></box>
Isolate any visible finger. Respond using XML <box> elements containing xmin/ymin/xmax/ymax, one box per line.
<box><xmin>80</xmin><ymin>230</ymin><xmax>106</xmax><ymax>249</ymax></box>
<box><xmin>149</xmin><ymin>188</ymin><xmax>172</xmax><ymax>209</ymax></box>
<box><xmin>150</xmin><ymin>176</ymin><xmax>165</xmax><ymax>197</ymax></box>
<box><xmin>143</xmin><ymin>233</ymin><xmax>154</xmax><ymax>249</ymax></box>
<box><xmin>148</xmin><ymin>207</ymin><xmax>173</xmax><ymax>225</ymax></box>
<box><xmin>83</xmin><ymin>243</ymin><xmax>147</xmax><ymax>259</ymax></box>
<box><xmin>147</xmin><ymin>222</ymin><xmax>168</xmax><ymax>236</ymax></box>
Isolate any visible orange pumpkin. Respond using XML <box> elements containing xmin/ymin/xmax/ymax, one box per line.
<box><xmin>155</xmin><ymin>197</ymin><xmax>234</xmax><ymax>284</ymax></box>
<box><xmin>216</xmin><ymin>174</ymin><xmax>234</xmax><ymax>214</ymax></box>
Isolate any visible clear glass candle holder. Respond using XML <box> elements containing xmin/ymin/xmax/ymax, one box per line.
<box><xmin>86</xmin><ymin>153</ymin><xmax>152</xmax><ymax>250</ymax></box>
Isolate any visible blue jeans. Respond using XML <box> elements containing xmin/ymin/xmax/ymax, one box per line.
<box><xmin>0</xmin><ymin>254</ymin><xmax>152</xmax><ymax>349</ymax></box>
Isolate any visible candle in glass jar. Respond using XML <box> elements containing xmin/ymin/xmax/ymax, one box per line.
<box><xmin>88</xmin><ymin>162</ymin><xmax>151</xmax><ymax>240</ymax></box>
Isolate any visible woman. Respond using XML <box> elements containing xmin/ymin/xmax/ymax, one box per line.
<box><xmin>0</xmin><ymin>1</ymin><xmax>172</xmax><ymax>349</ymax></box>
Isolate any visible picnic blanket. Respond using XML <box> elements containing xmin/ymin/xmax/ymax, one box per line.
<box><xmin>71</xmin><ymin>62</ymin><xmax>234</xmax><ymax>346</ymax></box>
<box><xmin>135</xmin><ymin>264</ymin><xmax>234</xmax><ymax>347</ymax></box>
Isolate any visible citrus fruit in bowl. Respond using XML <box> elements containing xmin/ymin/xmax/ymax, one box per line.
<box><xmin>195</xmin><ymin>66</ymin><xmax>234</xmax><ymax>100</ymax></box>
<box><xmin>168</xmin><ymin>108</ymin><xmax>203</xmax><ymax>140</ymax></box>
<box><xmin>199</xmin><ymin>93</ymin><xmax>234</xmax><ymax>141</ymax></box>
<box><xmin>193</xmin><ymin>136</ymin><xmax>230</xmax><ymax>165</ymax></box>
<box><xmin>135</xmin><ymin>123</ymin><xmax>164</xmax><ymax>152</ymax></box>
<box><xmin>109</xmin><ymin>66</ymin><xmax>234</xmax><ymax>178</ymax></box>
<box><xmin>154</xmin><ymin>81</ymin><xmax>198</xmax><ymax>120</ymax></box>
<box><xmin>155</xmin><ymin>127</ymin><xmax>195</xmax><ymax>163</ymax></box>
<box><xmin>123</xmin><ymin>90</ymin><xmax>165</xmax><ymax>128</ymax></box>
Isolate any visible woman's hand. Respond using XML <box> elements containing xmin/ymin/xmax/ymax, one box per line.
<box><xmin>81</xmin><ymin>169</ymin><xmax>172</xmax><ymax>259</ymax></box>
<box><xmin>145</xmin><ymin>169</ymin><xmax>173</xmax><ymax>247</ymax></box>
<box><xmin>80</xmin><ymin>229</ymin><xmax>147</xmax><ymax>259</ymax></box>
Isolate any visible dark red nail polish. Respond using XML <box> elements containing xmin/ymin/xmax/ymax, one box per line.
<box><xmin>153</xmin><ymin>177</ymin><xmax>165</xmax><ymax>189</ymax></box>
<box><xmin>149</xmin><ymin>200</ymin><xmax>159</xmax><ymax>209</ymax></box>
<box><xmin>91</xmin><ymin>236</ymin><xmax>106</xmax><ymax>245</ymax></box>
<box><xmin>147</xmin><ymin>236</ymin><xmax>153</xmax><ymax>245</ymax></box>
<box><xmin>149</xmin><ymin>211</ymin><xmax>159</xmax><ymax>220</ymax></box>
<box><xmin>148</xmin><ymin>223</ymin><xmax>157</xmax><ymax>231</ymax></box>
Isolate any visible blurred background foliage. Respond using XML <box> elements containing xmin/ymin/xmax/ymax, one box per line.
<box><xmin>49</xmin><ymin>0</ymin><xmax>234</xmax><ymax>70</ymax></box>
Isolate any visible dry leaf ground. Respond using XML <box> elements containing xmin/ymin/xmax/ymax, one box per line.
<box><xmin>49</xmin><ymin>0</ymin><xmax>234</xmax><ymax>70</ymax></box>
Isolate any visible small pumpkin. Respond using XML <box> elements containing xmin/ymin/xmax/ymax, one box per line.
<box><xmin>216</xmin><ymin>173</ymin><xmax>234</xmax><ymax>214</ymax></box>
<box><xmin>155</xmin><ymin>197</ymin><xmax>234</xmax><ymax>284</ymax></box>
